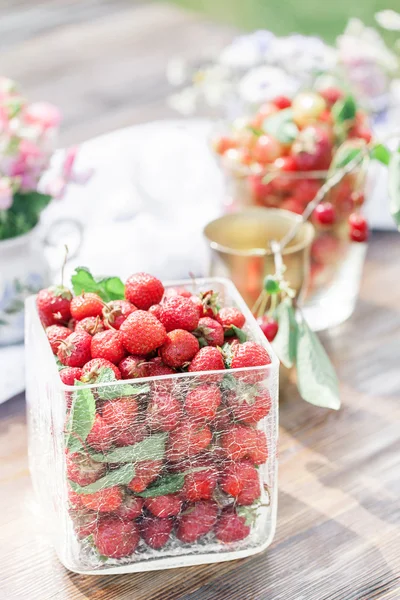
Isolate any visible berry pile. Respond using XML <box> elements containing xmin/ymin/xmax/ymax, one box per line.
<box><xmin>37</xmin><ymin>272</ymin><xmax>274</xmax><ymax>561</ymax></box>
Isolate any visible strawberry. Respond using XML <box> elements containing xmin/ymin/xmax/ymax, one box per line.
<box><xmin>70</xmin><ymin>292</ymin><xmax>104</xmax><ymax>321</ymax></box>
<box><xmin>66</xmin><ymin>451</ymin><xmax>106</xmax><ymax>487</ymax></box>
<box><xmin>226</xmin><ymin>388</ymin><xmax>272</xmax><ymax>424</ymax></box>
<box><xmin>211</xmin><ymin>405</ymin><xmax>232</xmax><ymax>432</ymax></box>
<box><xmin>220</xmin><ymin>460</ymin><xmax>261</xmax><ymax>505</ymax></box>
<box><xmin>102</xmin><ymin>299</ymin><xmax>136</xmax><ymax>330</ymax></box>
<box><xmin>113</xmin><ymin>423</ymin><xmax>147</xmax><ymax>448</ymax></box>
<box><xmin>144</xmin><ymin>494</ymin><xmax>182</xmax><ymax>518</ymax></box>
<box><xmin>36</xmin><ymin>285</ymin><xmax>72</xmax><ymax>327</ymax></box>
<box><xmin>91</xmin><ymin>329</ymin><xmax>126</xmax><ymax>365</ymax></box>
<box><xmin>102</xmin><ymin>397</ymin><xmax>139</xmax><ymax>431</ymax></box>
<box><xmin>59</xmin><ymin>367</ymin><xmax>83</xmax><ymax>385</ymax></box>
<box><xmin>86</xmin><ymin>414</ymin><xmax>113</xmax><ymax>452</ymax></box>
<box><xmin>231</xmin><ymin>341</ymin><xmax>271</xmax><ymax>370</ymax></box>
<box><xmin>148</xmin><ymin>303</ymin><xmax>162</xmax><ymax>320</ymax></box>
<box><xmin>141</xmin><ymin>516</ymin><xmax>173</xmax><ymax>549</ymax></box>
<box><xmin>185</xmin><ymin>384</ymin><xmax>221</xmax><ymax>422</ymax></box>
<box><xmin>57</xmin><ymin>330</ymin><xmax>92</xmax><ymax>368</ymax></box>
<box><xmin>71</xmin><ymin>509</ymin><xmax>98</xmax><ymax>539</ymax></box>
<box><xmin>181</xmin><ymin>462</ymin><xmax>218</xmax><ymax>502</ymax></box>
<box><xmin>93</xmin><ymin>517</ymin><xmax>140</xmax><ymax>557</ymax></box>
<box><xmin>168</xmin><ymin>421</ymin><xmax>212</xmax><ymax>461</ymax></box>
<box><xmin>217</xmin><ymin>307</ymin><xmax>245</xmax><ymax>329</ymax></box>
<box><xmin>159</xmin><ymin>296</ymin><xmax>199</xmax><ymax>332</ymax></box>
<box><xmin>82</xmin><ymin>358</ymin><xmax>121</xmax><ymax>381</ymax></box>
<box><xmin>79</xmin><ymin>486</ymin><xmax>123</xmax><ymax>513</ymax></box>
<box><xmin>188</xmin><ymin>347</ymin><xmax>225</xmax><ymax>374</ymax></box>
<box><xmin>160</xmin><ymin>329</ymin><xmax>199</xmax><ymax>368</ymax></box>
<box><xmin>125</xmin><ymin>272</ymin><xmax>164</xmax><ymax>310</ymax></box>
<box><xmin>68</xmin><ymin>488</ymin><xmax>84</xmax><ymax>509</ymax></box>
<box><xmin>195</xmin><ymin>317</ymin><xmax>224</xmax><ymax>347</ymax></box>
<box><xmin>120</xmin><ymin>310</ymin><xmax>167</xmax><ymax>355</ymax></box>
<box><xmin>147</xmin><ymin>392</ymin><xmax>181</xmax><ymax>432</ymax></box>
<box><xmin>145</xmin><ymin>357</ymin><xmax>175</xmax><ymax>377</ymax></box>
<box><xmin>114</xmin><ymin>494</ymin><xmax>144</xmax><ymax>520</ymax></box>
<box><xmin>46</xmin><ymin>324</ymin><xmax>71</xmax><ymax>354</ymax></box>
<box><xmin>75</xmin><ymin>316</ymin><xmax>105</xmax><ymax>336</ymax></box>
<box><xmin>176</xmin><ymin>501</ymin><xmax>218</xmax><ymax>543</ymax></box>
<box><xmin>164</xmin><ymin>287</ymin><xmax>192</xmax><ymax>299</ymax></box>
<box><xmin>118</xmin><ymin>355</ymin><xmax>147</xmax><ymax>379</ymax></box>
<box><xmin>215</xmin><ymin>507</ymin><xmax>250</xmax><ymax>543</ymax></box>
<box><xmin>128</xmin><ymin>460</ymin><xmax>163</xmax><ymax>493</ymax></box>
<box><xmin>199</xmin><ymin>290</ymin><xmax>220</xmax><ymax>318</ymax></box>
<box><xmin>221</xmin><ymin>425</ymin><xmax>268</xmax><ymax>465</ymax></box>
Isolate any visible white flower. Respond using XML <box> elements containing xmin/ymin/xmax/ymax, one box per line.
<box><xmin>166</xmin><ymin>57</ymin><xmax>189</xmax><ymax>86</ymax></box>
<box><xmin>375</xmin><ymin>10</ymin><xmax>400</xmax><ymax>31</ymax></box>
<box><xmin>238</xmin><ymin>66</ymin><xmax>299</xmax><ymax>105</ymax></box>
<box><xmin>167</xmin><ymin>87</ymin><xmax>198</xmax><ymax>116</ymax></box>
<box><xmin>269</xmin><ymin>34</ymin><xmax>337</xmax><ymax>75</ymax></box>
<box><xmin>218</xmin><ymin>30</ymin><xmax>275</xmax><ymax>69</ymax></box>
<box><xmin>338</xmin><ymin>18</ymin><xmax>398</xmax><ymax>72</ymax></box>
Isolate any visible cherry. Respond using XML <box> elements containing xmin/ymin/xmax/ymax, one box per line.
<box><xmin>313</xmin><ymin>202</ymin><xmax>336</xmax><ymax>226</ymax></box>
<box><xmin>271</xmin><ymin>156</ymin><xmax>298</xmax><ymax>193</ymax></box>
<box><xmin>256</xmin><ymin>316</ymin><xmax>279</xmax><ymax>342</ymax></box>
<box><xmin>273</xmin><ymin>95</ymin><xmax>292</xmax><ymax>109</ymax></box>
<box><xmin>349</xmin><ymin>213</ymin><xmax>368</xmax><ymax>242</ymax></box>
<box><xmin>252</xmin><ymin>135</ymin><xmax>282</xmax><ymax>164</ymax></box>
<box><xmin>351</xmin><ymin>191</ymin><xmax>365</xmax><ymax>208</ymax></box>
<box><xmin>349</xmin><ymin>125</ymin><xmax>372</xmax><ymax>143</ymax></box>
<box><xmin>320</xmin><ymin>87</ymin><xmax>343</xmax><ymax>106</ymax></box>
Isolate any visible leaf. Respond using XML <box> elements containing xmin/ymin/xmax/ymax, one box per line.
<box><xmin>370</xmin><ymin>144</ymin><xmax>391</xmax><ymax>166</ymax></box>
<box><xmin>331</xmin><ymin>145</ymin><xmax>362</xmax><ymax>169</ymax></box>
<box><xmin>94</xmin><ymin>368</ymin><xmax>150</xmax><ymax>400</ymax></box>
<box><xmin>69</xmin><ymin>463</ymin><xmax>136</xmax><ymax>494</ymax></box>
<box><xmin>296</xmin><ymin>318</ymin><xmax>340</xmax><ymax>409</ymax></box>
<box><xmin>90</xmin><ymin>432</ymin><xmax>167</xmax><ymax>463</ymax></box>
<box><xmin>65</xmin><ymin>382</ymin><xmax>96</xmax><ymax>453</ymax></box>
<box><xmin>55</xmin><ymin>357</ymin><xmax>64</xmax><ymax>371</ymax></box>
<box><xmin>246</xmin><ymin>125</ymin><xmax>263</xmax><ymax>137</ymax></box>
<box><xmin>71</xmin><ymin>267</ymin><xmax>125</xmax><ymax>302</ymax></box>
<box><xmin>332</xmin><ymin>95</ymin><xmax>357</xmax><ymax>123</ymax></box>
<box><xmin>389</xmin><ymin>151</ymin><xmax>400</xmax><ymax>230</ymax></box>
<box><xmin>272</xmin><ymin>298</ymin><xmax>297</xmax><ymax>368</ymax></box>
<box><xmin>104</xmin><ymin>277</ymin><xmax>125</xmax><ymax>300</ymax></box>
<box><xmin>135</xmin><ymin>473</ymin><xmax>185</xmax><ymax>497</ymax></box>
<box><xmin>224</xmin><ymin>325</ymin><xmax>247</xmax><ymax>343</ymax></box>
<box><xmin>263</xmin><ymin>108</ymin><xmax>298</xmax><ymax>144</ymax></box>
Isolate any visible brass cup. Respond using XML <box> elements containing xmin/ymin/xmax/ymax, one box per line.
<box><xmin>203</xmin><ymin>207</ymin><xmax>315</xmax><ymax>309</ymax></box>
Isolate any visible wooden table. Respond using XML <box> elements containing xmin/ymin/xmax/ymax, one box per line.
<box><xmin>1</xmin><ymin>2</ymin><xmax>400</xmax><ymax>599</ymax></box>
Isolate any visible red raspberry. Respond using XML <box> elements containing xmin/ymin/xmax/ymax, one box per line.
<box><xmin>231</xmin><ymin>342</ymin><xmax>271</xmax><ymax>369</ymax></box>
<box><xmin>185</xmin><ymin>384</ymin><xmax>221</xmax><ymax>422</ymax></box>
<box><xmin>120</xmin><ymin>310</ymin><xmax>167</xmax><ymax>355</ymax></box>
<box><xmin>160</xmin><ymin>329</ymin><xmax>199</xmax><ymax>368</ymax></box>
<box><xmin>313</xmin><ymin>202</ymin><xmax>336</xmax><ymax>226</ymax></box>
<box><xmin>159</xmin><ymin>296</ymin><xmax>199</xmax><ymax>332</ymax></box>
<box><xmin>46</xmin><ymin>324</ymin><xmax>71</xmax><ymax>354</ymax></box>
<box><xmin>256</xmin><ymin>316</ymin><xmax>279</xmax><ymax>342</ymax></box>
<box><xmin>141</xmin><ymin>516</ymin><xmax>173</xmax><ymax>549</ymax></box>
<box><xmin>93</xmin><ymin>517</ymin><xmax>140</xmax><ymax>558</ymax></box>
<box><xmin>118</xmin><ymin>355</ymin><xmax>147</xmax><ymax>379</ymax></box>
<box><xmin>226</xmin><ymin>388</ymin><xmax>272</xmax><ymax>424</ymax></box>
<box><xmin>349</xmin><ymin>213</ymin><xmax>368</xmax><ymax>242</ymax></box>
<box><xmin>128</xmin><ymin>460</ymin><xmax>163</xmax><ymax>493</ymax></box>
<box><xmin>36</xmin><ymin>285</ymin><xmax>72</xmax><ymax>327</ymax></box>
<box><xmin>217</xmin><ymin>307</ymin><xmax>245</xmax><ymax>329</ymax></box>
<box><xmin>80</xmin><ymin>486</ymin><xmax>123</xmax><ymax>513</ymax></box>
<box><xmin>114</xmin><ymin>494</ymin><xmax>144</xmax><ymax>520</ymax></box>
<box><xmin>82</xmin><ymin>358</ymin><xmax>121</xmax><ymax>381</ymax></box>
<box><xmin>195</xmin><ymin>317</ymin><xmax>224</xmax><ymax>347</ymax></box>
<box><xmin>70</xmin><ymin>292</ymin><xmax>104</xmax><ymax>321</ymax></box>
<box><xmin>57</xmin><ymin>330</ymin><xmax>92</xmax><ymax>368</ymax></box>
<box><xmin>86</xmin><ymin>414</ymin><xmax>113</xmax><ymax>452</ymax></box>
<box><xmin>91</xmin><ymin>329</ymin><xmax>126</xmax><ymax>365</ymax></box>
<box><xmin>75</xmin><ymin>316</ymin><xmax>105</xmax><ymax>336</ymax></box>
<box><xmin>176</xmin><ymin>501</ymin><xmax>218</xmax><ymax>543</ymax></box>
<box><xmin>168</xmin><ymin>421</ymin><xmax>212</xmax><ymax>461</ymax></box>
<box><xmin>148</xmin><ymin>303</ymin><xmax>162</xmax><ymax>320</ymax></box>
<box><xmin>188</xmin><ymin>347</ymin><xmax>225</xmax><ymax>374</ymax></box>
<box><xmin>147</xmin><ymin>392</ymin><xmax>181</xmax><ymax>432</ymax></box>
<box><xmin>102</xmin><ymin>299</ymin><xmax>136</xmax><ymax>330</ymax></box>
<box><xmin>114</xmin><ymin>423</ymin><xmax>147</xmax><ymax>447</ymax></box>
<box><xmin>59</xmin><ymin>367</ymin><xmax>83</xmax><ymax>385</ymax></box>
<box><xmin>221</xmin><ymin>425</ymin><xmax>268</xmax><ymax>465</ymax></box>
<box><xmin>220</xmin><ymin>460</ymin><xmax>261</xmax><ymax>505</ymax></box>
<box><xmin>215</xmin><ymin>507</ymin><xmax>250</xmax><ymax>543</ymax></box>
<box><xmin>125</xmin><ymin>272</ymin><xmax>164</xmax><ymax>310</ymax></box>
<box><xmin>144</xmin><ymin>494</ymin><xmax>182</xmax><ymax>518</ymax></box>
<box><xmin>71</xmin><ymin>510</ymin><xmax>98</xmax><ymax>539</ymax></box>
<box><xmin>66</xmin><ymin>451</ymin><xmax>106</xmax><ymax>487</ymax></box>
<box><xmin>182</xmin><ymin>463</ymin><xmax>218</xmax><ymax>502</ymax></box>
<box><xmin>102</xmin><ymin>397</ymin><xmax>138</xmax><ymax>431</ymax></box>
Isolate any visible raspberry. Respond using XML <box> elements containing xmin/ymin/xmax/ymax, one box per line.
<box><xmin>102</xmin><ymin>397</ymin><xmax>139</xmax><ymax>431</ymax></box>
<box><xmin>66</xmin><ymin>451</ymin><xmax>106</xmax><ymax>487</ymax></box>
<box><xmin>221</xmin><ymin>425</ymin><xmax>268</xmax><ymax>465</ymax></box>
<box><xmin>102</xmin><ymin>299</ymin><xmax>136</xmax><ymax>330</ymax></box>
<box><xmin>125</xmin><ymin>272</ymin><xmax>164</xmax><ymax>310</ymax></box>
<box><xmin>185</xmin><ymin>384</ymin><xmax>221</xmax><ymax>422</ymax></box>
<box><xmin>195</xmin><ymin>317</ymin><xmax>224</xmax><ymax>347</ymax></box>
<box><xmin>226</xmin><ymin>388</ymin><xmax>272</xmax><ymax>424</ymax></box>
<box><xmin>220</xmin><ymin>460</ymin><xmax>261</xmax><ymax>505</ymax></box>
<box><xmin>256</xmin><ymin>316</ymin><xmax>279</xmax><ymax>342</ymax></box>
<box><xmin>217</xmin><ymin>307</ymin><xmax>245</xmax><ymax>329</ymax></box>
<box><xmin>168</xmin><ymin>421</ymin><xmax>212</xmax><ymax>461</ymax></box>
<box><xmin>59</xmin><ymin>367</ymin><xmax>83</xmax><ymax>385</ymax></box>
<box><xmin>46</xmin><ymin>324</ymin><xmax>71</xmax><ymax>354</ymax></box>
<box><xmin>147</xmin><ymin>392</ymin><xmax>181</xmax><ymax>432</ymax></box>
<box><xmin>71</xmin><ymin>509</ymin><xmax>98</xmax><ymax>539</ymax></box>
<box><xmin>182</xmin><ymin>463</ymin><xmax>218</xmax><ymax>502</ymax></box>
<box><xmin>86</xmin><ymin>414</ymin><xmax>113</xmax><ymax>452</ymax></box>
<box><xmin>188</xmin><ymin>347</ymin><xmax>225</xmax><ymax>374</ymax></box>
<box><xmin>214</xmin><ymin>507</ymin><xmax>250</xmax><ymax>543</ymax></box>
<box><xmin>160</xmin><ymin>329</ymin><xmax>199</xmax><ymax>368</ymax></box>
<box><xmin>57</xmin><ymin>330</ymin><xmax>92</xmax><ymax>368</ymax></box>
<box><xmin>159</xmin><ymin>296</ymin><xmax>199</xmax><ymax>332</ymax></box>
<box><xmin>144</xmin><ymin>494</ymin><xmax>182</xmax><ymax>518</ymax></box>
<box><xmin>141</xmin><ymin>516</ymin><xmax>174</xmax><ymax>549</ymax></box>
<box><xmin>93</xmin><ymin>517</ymin><xmax>140</xmax><ymax>558</ymax></box>
<box><xmin>75</xmin><ymin>316</ymin><xmax>105</xmax><ymax>336</ymax></box>
<box><xmin>82</xmin><ymin>358</ymin><xmax>121</xmax><ymax>381</ymax></box>
<box><xmin>176</xmin><ymin>501</ymin><xmax>218</xmax><ymax>543</ymax></box>
<box><xmin>113</xmin><ymin>423</ymin><xmax>147</xmax><ymax>447</ymax></box>
<box><xmin>91</xmin><ymin>330</ymin><xmax>126</xmax><ymax>365</ymax></box>
<box><xmin>70</xmin><ymin>292</ymin><xmax>104</xmax><ymax>321</ymax></box>
<box><xmin>36</xmin><ymin>285</ymin><xmax>72</xmax><ymax>327</ymax></box>
<box><xmin>120</xmin><ymin>310</ymin><xmax>167</xmax><ymax>355</ymax></box>
<box><xmin>148</xmin><ymin>304</ymin><xmax>162</xmax><ymax>320</ymax></box>
<box><xmin>114</xmin><ymin>494</ymin><xmax>144</xmax><ymax>520</ymax></box>
<box><xmin>128</xmin><ymin>460</ymin><xmax>163</xmax><ymax>493</ymax></box>
<box><xmin>80</xmin><ymin>486</ymin><xmax>123</xmax><ymax>513</ymax></box>
<box><xmin>231</xmin><ymin>342</ymin><xmax>271</xmax><ymax>369</ymax></box>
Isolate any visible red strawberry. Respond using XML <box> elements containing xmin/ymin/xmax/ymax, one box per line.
<box><xmin>159</xmin><ymin>296</ymin><xmax>199</xmax><ymax>332</ymax></box>
<box><xmin>68</xmin><ymin>488</ymin><xmax>84</xmax><ymax>509</ymax></box>
<box><xmin>66</xmin><ymin>451</ymin><xmax>106</xmax><ymax>487</ymax></box>
<box><xmin>199</xmin><ymin>290</ymin><xmax>220</xmax><ymax>318</ymax></box>
<box><xmin>71</xmin><ymin>510</ymin><xmax>98</xmax><ymax>539</ymax></box>
<box><xmin>226</xmin><ymin>388</ymin><xmax>272</xmax><ymax>424</ymax></box>
<box><xmin>188</xmin><ymin>347</ymin><xmax>225</xmax><ymax>374</ymax></box>
<box><xmin>160</xmin><ymin>329</ymin><xmax>199</xmax><ymax>368</ymax></box>
<box><xmin>75</xmin><ymin>316</ymin><xmax>105</xmax><ymax>336</ymax></box>
<box><xmin>195</xmin><ymin>317</ymin><xmax>224</xmax><ymax>347</ymax></box>
<box><xmin>211</xmin><ymin>405</ymin><xmax>232</xmax><ymax>432</ymax></box>
<box><xmin>145</xmin><ymin>357</ymin><xmax>175</xmax><ymax>377</ymax></box>
<box><xmin>220</xmin><ymin>460</ymin><xmax>261</xmax><ymax>505</ymax></box>
<box><xmin>70</xmin><ymin>292</ymin><xmax>104</xmax><ymax>321</ymax></box>
<box><xmin>91</xmin><ymin>329</ymin><xmax>126</xmax><ymax>365</ymax></box>
<box><xmin>217</xmin><ymin>307</ymin><xmax>245</xmax><ymax>329</ymax></box>
<box><xmin>176</xmin><ymin>501</ymin><xmax>218</xmax><ymax>543</ymax></box>
<box><xmin>57</xmin><ymin>330</ymin><xmax>92</xmax><ymax>368</ymax></box>
<box><xmin>102</xmin><ymin>299</ymin><xmax>136</xmax><ymax>330</ymax></box>
<box><xmin>59</xmin><ymin>367</ymin><xmax>83</xmax><ymax>385</ymax></box>
<box><xmin>231</xmin><ymin>342</ymin><xmax>271</xmax><ymax>369</ymax></box>
<box><xmin>147</xmin><ymin>392</ymin><xmax>181</xmax><ymax>432</ymax></box>
<box><xmin>185</xmin><ymin>384</ymin><xmax>221</xmax><ymax>422</ymax></box>
<box><xmin>128</xmin><ymin>460</ymin><xmax>163</xmax><ymax>493</ymax></box>
<box><xmin>164</xmin><ymin>287</ymin><xmax>192</xmax><ymax>299</ymax></box>
<box><xmin>221</xmin><ymin>425</ymin><xmax>268</xmax><ymax>465</ymax></box>
<box><xmin>82</xmin><ymin>358</ymin><xmax>121</xmax><ymax>381</ymax></box>
<box><xmin>144</xmin><ymin>494</ymin><xmax>182</xmax><ymax>518</ymax></box>
<box><xmin>120</xmin><ymin>310</ymin><xmax>167</xmax><ymax>355</ymax></box>
<box><xmin>36</xmin><ymin>285</ymin><xmax>72</xmax><ymax>327</ymax></box>
<box><xmin>93</xmin><ymin>517</ymin><xmax>140</xmax><ymax>558</ymax></box>
<box><xmin>141</xmin><ymin>516</ymin><xmax>173</xmax><ymax>549</ymax></box>
<box><xmin>215</xmin><ymin>507</ymin><xmax>250</xmax><ymax>543</ymax></box>
<box><xmin>114</xmin><ymin>494</ymin><xmax>144</xmax><ymax>520</ymax></box>
<box><xmin>80</xmin><ymin>486</ymin><xmax>123</xmax><ymax>513</ymax></box>
<box><xmin>86</xmin><ymin>414</ymin><xmax>113</xmax><ymax>452</ymax></box>
<box><xmin>125</xmin><ymin>272</ymin><xmax>164</xmax><ymax>310</ymax></box>
<box><xmin>113</xmin><ymin>423</ymin><xmax>147</xmax><ymax>447</ymax></box>
<box><xmin>148</xmin><ymin>303</ymin><xmax>162</xmax><ymax>320</ymax></box>
<box><xmin>182</xmin><ymin>462</ymin><xmax>218</xmax><ymax>502</ymax></box>
<box><xmin>46</xmin><ymin>324</ymin><xmax>71</xmax><ymax>354</ymax></box>
<box><xmin>102</xmin><ymin>397</ymin><xmax>139</xmax><ymax>431</ymax></box>
<box><xmin>118</xmin><ymin>355</ymin><xmax>147</xmax><ymax>379</ymax></box>
<box><xmin>168</xmin><ymin>421</ymin><xmax>212</xmax><ymax>461</ymax></box>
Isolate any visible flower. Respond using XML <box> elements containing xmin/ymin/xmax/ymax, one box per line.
<box><xmin>375</xmin><ymin>10</ymin><xmax>400</xmax><ymax>31</ymax></box>
<box><xmin>218</xmin><ymin>30</ymin><xmax>276</xmax><ymax>69</ymax></box>
<box><xmin>0</xmin><ymin>178</ymin><xmax>12</xmax><ymax>210</ymax></box>
<box><xmin>23</xmin><ymin>101</ymin><xmax>61</xmax><ymax>130</ymax></box>
<box><xmin>269</xmin><ymin>34</ymin><xmax>337</xmax><ymax>77</ymax></box>
<box><xmin>238</xmin><ymin>66</ymin><xmax>299</xmax><ymax>105</ymax></box>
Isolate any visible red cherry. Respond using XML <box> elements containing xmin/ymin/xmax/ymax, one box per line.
<box><xmin>349</xmin><ymin>213</ymin><xmax>368</xmax><ymax>242</ymax></box>
<box><xmin>313</xmin><ymin>202</ymin><xmax>336</xmax><ymax>226</ymax></box>
<box><xmin>273</xmin><ymin>95</ymin><xmax>292</xmax><ymax>109</ymax></box>
<box><xmin>256</xmin><ymin>316</ymin><xmax>279</xmax><ymax>342</ymax></box>
<box><xmin>292</xmin><ymin>178</ymin><xmax>321</xmax><ymax>204</ymax></box>
<box><xmin>281</xmin><ymin>198</ymin><xmax>304</xmax><ymax>215</ymax></box>
<box><xmin>351</xmin><ymin>191</ymin><xmax>365</xmax><ymax>207</ymax></box>
<box><xmin>274</xmin><ymin>156</ymin><xmax>297</xmax><ymax>172</ymax></box>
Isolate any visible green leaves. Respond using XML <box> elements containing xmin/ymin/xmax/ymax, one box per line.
<box><xmin>332</xmin><ymin>95</ymin><xmax>357</xmax><ymax>124</ymax></box>
<box><xmin>69</xmin><ymin>463</ymin><xmax>136</xmax><ymax>494</ymax></box>
<box><xmin>272</xmin><ymin>298</ymin><xmax>297</xmax><ymax>369</ymax></box>
<box><xmin>65</xmin><ymin>383</ymin><xmax>96</xmax><ymax>453</ymax></box>
<box><xmin>90</xmin><ymin>433</ymin><xmax>167</xmax><ymax>463</ymax></box>
<box><xmin>71</xmin><ymin>267</ymin><xmax>125</xmax><ymax>302</ymax></box>
<box><xmin>95</xmin><ymin>368</ymin><xmax>149</xmax><ymax>401</ymax></box>
<box><xmin>263</xmin><ymin>109</ymin><xmax>299</xmax><ymax>144</ymax></box>
<box><xmin>296</xmin><ymin>318</ymin><xmax>340</xmax><ymax>410</ymax></box>
<box><xmin>331</xmin><ymin>144</ymin><xmax>362</xmax><ymax>169</ymax></box>
<box><xmin>135</xmin><ymin>473</ymin><xmax>185</xmax><ymax>497</ymax></box>
<box><xmin>370</xmin><ymin>144</ymin><xmax>391</xmax><ymax>166</ymax></box>
<box><xmin>224</xmin><ymin>325</ymin><xmax>247</xmax><ymax>343</ymax></box>
<box><xmin>388</xmin><ymin>150</ymin><xmax>400</xmax><ymax>230</ymax></box>
<box><xmin>0</xmin><ymin>191</ymin><xmax>52</xmax><ymax>241</ymax></box>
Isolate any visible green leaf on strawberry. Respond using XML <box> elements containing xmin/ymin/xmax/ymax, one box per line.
<box><xmin>69</xmin><ymin>463</ymin><xmax>136</xmax><ymax>494</ymax></box>
<box><xmin>370</xmin><ymin>143</ymin><xmax>391</xmax><ymax>166</ymax></box>
<box><xmin>263</xmin><ymin>108</ymin><xmax>298</xmax><ymax>144</ymax></box>
<box><xmin>94</xmin><ymin>367</ymin><xmax>150</xmax><ymax>400</ymax></box>
<box><xmin>224</xmin><ymin>324</ymin><xmax>247</xmax><ymax>343</ymax></box>
<box><xmin>388</xmin><ymin>149</ymin><xmax>400</xmax><ymax>230</ymax></box>
<box><xmin>90</xmin><ymin>432</ymin><xmax>167</xmax><ymax>463</ymax></box>
<box><xmin>135</xmin><ymin>473</ymin><xmax>185</xmax><ymax>497</ymax></box>
<box><xmin>272</xmin><ymin>297</ymin><xmax>298</xmax><ymax>369</ymax></box>
<box><xmin>65</xmin><ymin>382</ymin><xmax>96</xmax><ymax>453</ymax></box>
<box><xmin>71</xmin><ymin>267</ymin><xmax>125</xmax><ymax>302</ymax></box>
<box><xmin>332</xmin><ymin>95</ymin><xmax>357</xmax><ymax>124</ymax></box>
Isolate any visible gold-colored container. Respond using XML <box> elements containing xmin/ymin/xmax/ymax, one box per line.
<box><xmin>203</xmin><ymin>207</ymin><xmax>314</xmax><ymax>308</ymax></box>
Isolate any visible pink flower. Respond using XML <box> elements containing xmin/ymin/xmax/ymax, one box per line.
<box><xmin>23</xmin><ymin>101</ymin><xmax>61</xmax><ymax>130</ymax></box>
<box><xmin>42</xmin><ymin>146</ymin><xmax>93</xmax><ymax>199</ymax></box>
<box><xmin>0</xmin><ymin>178</ymin><xmax>13</xmax><ymax>210</ymax></box>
